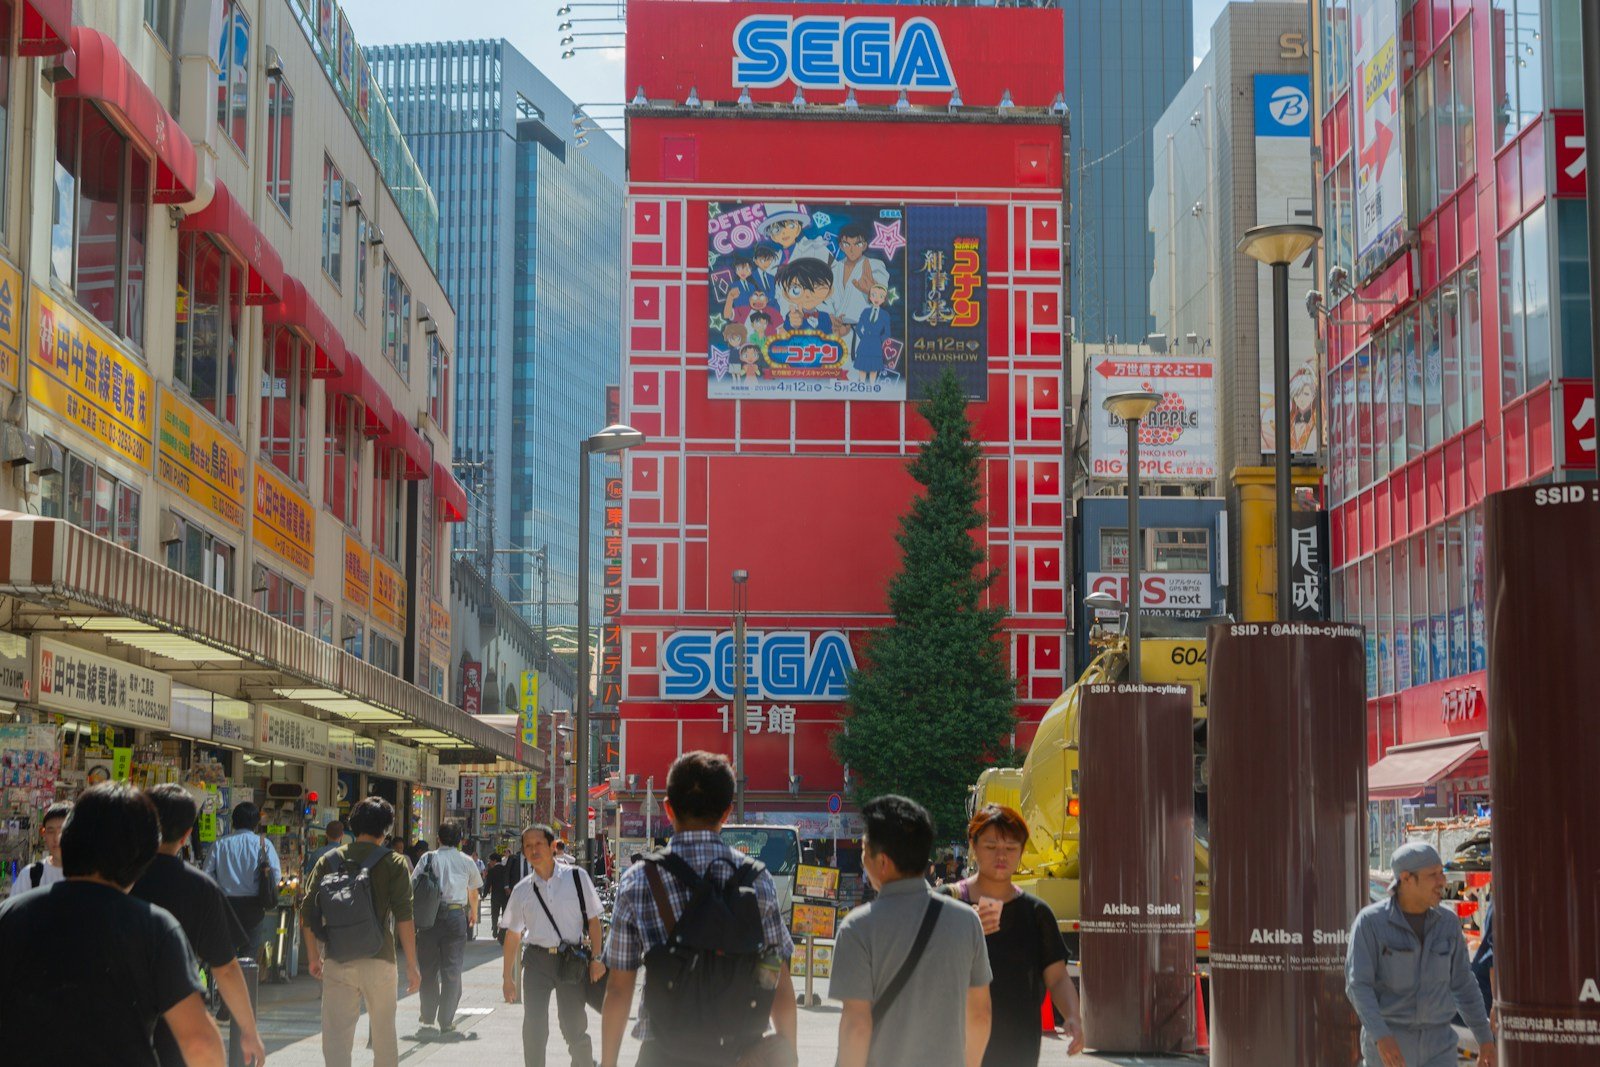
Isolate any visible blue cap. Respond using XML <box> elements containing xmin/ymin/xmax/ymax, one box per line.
<box><xmin>1391</xmin><ymin>842</ymin><xmax>1444</xmax><ymax>874</ymax></box>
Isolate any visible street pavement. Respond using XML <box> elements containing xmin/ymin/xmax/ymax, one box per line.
<box><xmin>253</xmin><ymin>908</ymin><xmax>1206</xmax><ymax>1066</ymax></box>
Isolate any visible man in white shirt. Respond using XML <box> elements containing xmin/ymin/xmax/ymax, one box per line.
<box><xmin>501</xmin><ymin>824</ymin><xmax>605</xmax><ymax>1067</ymax></box>
<box><xmin>8</xmin><ymin>802</ymin><xmax>71</xmax><ymax>897</ymax></box>
<box><xmin>415</xmin><ymin>820</ymin><xmax>482</xmax><ymax>1036</ymax></box>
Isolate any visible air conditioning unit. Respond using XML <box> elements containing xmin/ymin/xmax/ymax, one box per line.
<box><xmin>34</xmin><ymin>438</ymin><xmax>63</xmax><ymax>476</ymax></box>
<box><xmin>159</xmin><ymin>509</ymin><xmax>184</xmax><ymax>546</ymax></box>
<box><xmin>2</xmin><ymin>426</ymin><xmax>35</xmax><ymax>467</ymax></box>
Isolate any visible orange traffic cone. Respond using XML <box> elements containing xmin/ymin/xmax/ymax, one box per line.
<box><xmin>1041</xmin><ymin>993</ymin><xmax>1055</xmax><ymax>1033</ymax></box>
<box><xmin>1193</xmin><ymin>973</ymin><xmax>1210</xmax><ymax>1052</ymax></box>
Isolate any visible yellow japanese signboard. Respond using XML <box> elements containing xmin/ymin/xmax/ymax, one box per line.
<box><xmin>371</xmin><ymin>554</ymin><xmax>407</xmax><ymax>633</ymax></box>
<box><xmin>519</xmin><ymin>671</ymin><xmax>539</xmax><ymax>749</ymax></box>
<box><xmin>343</xmin><ymin>535</ymin><xmax>371</xmax><ymax>610</ymax></box>
<box><xmin>0</xmin><ymin>257</ymin><xmax>23</xmax><ymax>390</ymax></box>
<box><xmin>157</xmin><ymin>386</ymin><xmax>245</xmax><ymax>529</ymax></box>
<box><xmin>28</xmin><ymin>286</ymin><xmax>154</xmax><ymax>469</ymax></box>
<box><xmin>252</xmin><ymin>463</ymin><xmax>315</xmax><ymax>575</ymax></box>
<box><xmin>429</xmin><ymin>599</ymin><xmax>451</xmax><ymax>664</ymax></box>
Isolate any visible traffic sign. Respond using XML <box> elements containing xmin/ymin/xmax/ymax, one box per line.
<box><xmin>827</xmin><ymin>793</ymin><xmax>843</xmax><ymax>814</ymax></box>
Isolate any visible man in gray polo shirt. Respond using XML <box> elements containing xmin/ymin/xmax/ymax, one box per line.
<box><xmin>833</xmin><ymin>795</ymin><xmax>992</xmax><ymax>1067</ymax></box>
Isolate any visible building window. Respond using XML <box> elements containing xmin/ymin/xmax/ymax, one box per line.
<box><xmin>321</xmin><ymin>157</ymin><xmax>343</xmax><ymax>286</ymax></box>
<box><xmin>41</xmin><ymin>445</ymin><xmax>140</xmax><ymax>551</ymax></box>
<box><xmin>175</xmin><ymin>232</ymin><xmax>243</xmax><ymax>425</ymax></box>
<box><xmin>371</xmin><ymin>447</ymin><xmax>404</xmax><ymax>560</ymax></box>
<box><xmin>353</xmin><ymin>211</ymin><xmax>369</xmax><ymax>320</ymax></box>
<box><xmin>255</xmin><ymin>567</ymin><xmax>306</xmax><ymax>629</ymax></box>
<box><xmin>264</xmin><ymin>72</ymin><xmax>293</xmax><ymax>217</ymax></box>
<box><xmin>1492</xmin><ymin>0</ymin><xmax>1544</xmax><ymax>149</ymax></box>
<box><xmin>261</xmin><ymin>327</ymin><xmax>311</xmax><ymax>484</ymax></box>
<box><xmin>144</xmin><ymin>0</ymin><xmax>174</xmax><ymax>49</ymax></box>
<box><xmin>383</xmin><ymin>257</ymin><xmax>410</xmax><ymax>379</ymax></box>
<box><xmin>216</xmin><ymin>0</ymin><xmax>249</xmax><ymax>152</ymax></box>
<box><xmin>1403</xmin><ymin>22</ymin><xmax>1476</xmax><ymax>223</ymax></box>
<box><xmin>324</xmin><ymin>395</ymin><xmax>362</xmax><ymax>527</ymax></box>
<box><xmin>370</xmin><ymin>632</ymin><xmax>400</xmax><ymax>676</ymax></box>
<box><xmin>428</xmin><ymin>336</ymin><xmax>449</xmax><ymax>431</ymax></box>
<box><xmin>1499</xmin><ymin>205</ymin><xmax>1552</xmax><ymax>402</ymax></box>
<box><xmin>313</xmin><ymin>596</ymin><xmax>335</xmax><ymax>643</ymax></box>
<box><xmin>342</xmin><ymin>615</ymin><xmax>364</xmax><ymax>660</ymax></box>
<box><xmin>52</xmin><ymin>99</ymin><xmax>151</xmax><ymax>345</ymax></box>
<box><xmin>166</xmin><ymin>517</ymin><xmax>235</xmax><ymax>595</ymax></box>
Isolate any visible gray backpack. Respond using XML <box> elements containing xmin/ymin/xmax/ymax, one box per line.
<box><xmin>411</xmin><ymin>852</ymin><xmax>443</xmax><ymax>931</ymax></box>
<box><xmin>314</xmin><ymin>846</ymin><xmax>390</xmax><ymax>962</ymax></box>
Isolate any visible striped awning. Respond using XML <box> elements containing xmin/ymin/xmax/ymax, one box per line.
<box><xmin>0</xmin><ymin>512</ymin><xmax>536</xmax><ymax>769</ymax></box>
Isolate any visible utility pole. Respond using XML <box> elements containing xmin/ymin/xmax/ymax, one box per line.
<box><xmin>732</xmin><ymin>569</ymin><xmax>749</xmax><ymax>821</ymax></box>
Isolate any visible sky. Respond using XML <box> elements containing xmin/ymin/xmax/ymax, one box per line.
<box><xmin>336</xmin><ymin>0</ymin><xmax>1231</xmax><ymax>124</ymax></box>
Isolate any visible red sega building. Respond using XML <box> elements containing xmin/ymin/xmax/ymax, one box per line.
<box><xmin>614</xmin><ymin>0</ymin><xmax>1069</xmax><ymax>837</ymax></box>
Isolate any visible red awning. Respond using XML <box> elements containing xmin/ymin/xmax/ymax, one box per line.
<box><xmin>180</xmin><ymin>181</ymin><xmax>284</xmax><ymax>305</ymax></box>
<box><xmin>379</xmin><ymin>418</ymin><xmax>429</xmax><ymax>480</ymax></box>
<box><xmin>589</xmin><ymin>783</ymin><xmax>611</xmax><ymax>801</ymax></box>
<box><xmin>363</xmin><ymin>376</ymin><xmax>396</xmax><ymax>438</ymax></box>
<box><xmin>58</xmin><ymin>28</ymin><xmax>198</xmax><ymax>204</ymax></box>
<box><xmin>1368</xmin><ymin>737</ymin><xmax>1484</xmax><ymax>801</ymax></box>
<box><xmin>435</xmin><ymin>461</ymin><xmax>468</xmax><ymax>523</ymax></box>
<box><xmin>19</xmin><ymin>0</ymin><xmax>71</xmax><ymax>56</ymax></box>
<box><xmin>265</xmin><ymin>276</ymin><xmax>346</xmax><ymax>379</ymax></box>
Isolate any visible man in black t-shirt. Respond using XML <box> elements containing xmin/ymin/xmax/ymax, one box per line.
<box><xmin>134</xmin><ymin>784</ymin><xmax>267</xmax><ymax>1067</ymax></box>
<box><xmin>0</xmin><ymin>782</ymin><xmax>225</xmax><ymax>1067</ymax></box>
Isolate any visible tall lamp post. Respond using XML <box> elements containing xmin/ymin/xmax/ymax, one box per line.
<box><xmin>576</xmin><ymin>423</ymin><xmax>645</xmax><ymax>870</ymax></box>
<box><xmin>1102</xmin><ymin>391</ymin><xmax>1164</xmax><ymax>682</ymax></box>
<box><xmin>731</xmin><ymin>569</ymin><xmax>749</xmax><ymax>821</ymax></box>
<box><xmin>1238</xmin><ymin>223</ymin><xmax>1322</xmax><ymax>620</ymax></box>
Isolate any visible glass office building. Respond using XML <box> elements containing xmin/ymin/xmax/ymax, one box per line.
<box><xmin>1063</xmin><ymin>0</ymin><xmax>1194</xmax><ymax>346</ymax></box>
<box><xmin>368</xmin><ymin>41</ymin><xmax>624</xmax><ymax>631</ymax></box>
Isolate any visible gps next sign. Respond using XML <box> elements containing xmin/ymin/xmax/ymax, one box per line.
<box><xmin>733</xmin><ymin>15</ymin><xmax>954</xmax><ymax>91</ymax></box>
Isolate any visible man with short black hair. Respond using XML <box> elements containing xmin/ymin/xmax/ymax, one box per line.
<box><xmin>134</xmin><ymin>784</ymin><xmax>267</xmax><ymax>1067</ymax></box>
<box><xmin>203</xmin><ymin>800</ymin><xmax>282</xmax><ymax>958</ymax></box>
<box><xmin>7</xmin><ymin>800</ymin><xmax>70</xmax><ymax>896</ymax></box>
<box><xmin>0</xmin><ymin>783</ymin><xmax>225</xmax><ymax>1066</ymax></box>
<box><xmin>306</xmin><ymin>819</ymin><xmax>345</xmax><ymax>873</ymax></box>
<box><xmin>301</xmin><ymin>796</ymin><xmax>420</xmax><ymax>1067</ymax></box>
<box><xmin>832</xmin><ymin>794</ymin><xmax>992</xmax><ymax>1067</ymax></box>
<box><xmin>416</xmin><ymin>819</ymin><xmax>483</xmax><ymax>1036</ymax></box>
<box><xmin>600</xmin><ymin>751</ymin><xmax>797</xmax><ymax>1067</ymax></box>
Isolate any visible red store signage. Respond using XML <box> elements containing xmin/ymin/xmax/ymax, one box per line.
<box><xmin>1553</xmin><ymin>109</ymin><xmax>1587</xmax><ymax>199</ymax></box>
<box><xmin>1562</xmin><ymin>378</ymin><xmax>1596</xmax><ymax>469</ymax></box>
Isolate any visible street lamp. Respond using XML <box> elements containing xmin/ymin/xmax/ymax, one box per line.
<box><xmin>1103</xmin><ymin>390</ymin><xmax>1163</xmax><ymax>682</ymax></box>
<box><xmin>1238</xmin><ymin>223</ymin><xmax>1322</xmax><ymax>620</ymax></box>
<box><xmin>576</xmin><ymin>423</ymin><xmax>645</xmax><ymax>870</ymax></box>
<box><xmin>731</xmin><ymin>569</ymin><xmax>750</xmax><ymax>821</ymax></box>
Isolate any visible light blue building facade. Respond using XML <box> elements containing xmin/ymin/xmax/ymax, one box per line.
<box><xmin>368</xmin><ymin>41</ymin><xmax>624</xmax><ymax>632</ymax></box>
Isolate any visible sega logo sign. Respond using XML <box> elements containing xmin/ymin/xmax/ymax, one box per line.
<box><xmin>733</xmin><ymin>15</ymin><xmax>955</xmax><ymax>92</ymax></box>
<box><xmin>663</xmin><ymin>630</ymin><xmax>857</xmax><ymax>701</ymax></box>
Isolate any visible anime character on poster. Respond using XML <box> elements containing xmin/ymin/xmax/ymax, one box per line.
<box><xmin>1261</xmin><ymin>365</ymin><xmax>1320</xmax><ymax>453</ymax></box>
<box><xmin>851</xmin><ymin>285</ymin><xmax>893</xmax><ymax>386</ymax></box>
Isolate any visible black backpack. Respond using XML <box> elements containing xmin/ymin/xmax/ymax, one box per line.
<box><xmin>312</xmin><ymin>846</ymin><xmax>390</xmax><ymax>962</ymax></box>
<box><xmin>639</xmin><ymin>850</ymin><xmax>777</xmax><ymax>1062</ymax></box>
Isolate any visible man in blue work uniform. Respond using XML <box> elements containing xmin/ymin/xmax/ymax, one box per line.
<box><xmin>1346</xmin><ymin>843</ymin><xmax>1496</xmax><ymax>1067</ymax></box>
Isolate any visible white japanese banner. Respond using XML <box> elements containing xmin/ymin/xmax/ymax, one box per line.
<box><xmin>1086</xmin><ymin>356</ymin><xmax>1217</xmax><ymax>482</ymax></box>
<box><xmin>378</xmin><ymin>740</ymin><xmax>422</xmax><ymax>782</ymax></box>
<box><xmin>256</xmin><ymin>705</ymin><xmax>332</xmax><ymax>763</ymax></box>
<box><xmin>423</xmin><ymin>753</ymin><xmax>460</xmax><ymax>792</ymax></box>
<box><xmin>34</xmin><ymin>637</ymin><xmax>171</xmax><ymax>729</ymax></box>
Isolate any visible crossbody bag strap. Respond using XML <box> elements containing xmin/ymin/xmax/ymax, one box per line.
<box><xmin>574</xmin><ymin>868</ymin><xmax>589</xmax><ymax>940</ymax></box>
<box><xmin>872</xmin><ymin>897</ymin><xmax>942</xmax><ymax>1025</ymax></box>
<box><xmin>529</xmin><ymin>878</ymin><xmax>573</xmax><ymax>943</ymax></box>
<box><xmin>641</xmin><ymin>860</ymin><xmax>679</xmax><ymax>938</ymax></box>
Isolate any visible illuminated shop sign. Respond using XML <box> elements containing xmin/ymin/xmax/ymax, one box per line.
<box><xmin>662</xmin><ymin>630</ymin><xmax>857</xmax><ymax>701</ymax></box>
<box><xmin>732</xmin><ymin>15</ymin><xmax>955</xmax><ymax>92</ymax></box>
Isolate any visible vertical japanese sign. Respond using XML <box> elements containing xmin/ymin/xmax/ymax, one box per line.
<box><xmin>460</xmin><ymin>660</ymin><xmax>482</xmax><ymax>714</ymax></box>
<box><xmin>0</xmin><ymin>257</ymin><xmax>24</xmax><ymax>389</ymax></box>
<box><xmin>906</xmin><ymin>206</ymin><xmax>987</xmax><ymax>400</ymax></box>
<box><xmin>601</xmin><ymin>475</ymin><xmax>624</xmax><ymax>711</ymax></box>
<box><xmin>1350</xmin><ymin>0</ymin><xmax>1405</xmax><ymax>278</ymax></box>
<box><xmin>1286</xmin><ymin>510</ymin><xmax>1330</xmax><ymax>622</ymax></box>
<box><xmin>519</xmin><ymin>671</ymin><xmax>539</xmax><ymax>751</ymax></box>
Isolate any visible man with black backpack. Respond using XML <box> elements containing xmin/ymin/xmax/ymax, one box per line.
<box><xmin>832</xmin><ymin>795</ymin><xmax>992</xmax><ymax>1067</ymax></box>
<box><xmin>599</xmin><ymin>750</ymin><xmax>797</xmax><ymax>1067</ymax></box>
<box><xmin>299</xmin><ymin>796</ymin><xmax>421</xmax><ymax>1067</ymax></box>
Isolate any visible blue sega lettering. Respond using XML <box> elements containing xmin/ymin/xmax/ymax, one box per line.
<box><xmin>732</xmin><ymin>15</ymin><xmax>955</xmax><ymax>92</ymax></box>
<box><xmin>662</xmin><ymin>630</ymin><xmax>857</xmax><ymax>700</ymax></box>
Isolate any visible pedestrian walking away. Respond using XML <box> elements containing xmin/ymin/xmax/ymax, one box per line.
<box><xmin>133</xmin><ymin>784</ymin><xmax>268</xmax><ymax>1067</ymax></box>
<box><xmin>501</xmin><ymin>823</ymin><xmax>606</xmax><ymax>1067</ymax></box>
<box><xmin>6</xmin><ymin>800</ymin><xmax>70</xmax><ymax>897</ymax></box>
<box><xmin>203</xmin><ymin>801</ymin><xmax>283</xmax><ymax>960</ymax></box>
<box><xmin>0</xmin><ymin>783</ymin><xmax>226</xmax><ymax>1067</ymax></box>
<box><xmin>300</xmin><ymin>795</ymin><xmax>421</xmax><ymax>1067</ymax></box>
<box><xmin>306</xmin><ymin>819</ymin><xmax>346</xmax><ymax>875</ymax></box>
<box><xmin>939</xmin><ymin>803</ymin><xmax>1083</xmax><ymax>1065</ymax></box>
<box><xmin>833</xmin><ymin>794</ymin><xmax>992</xmax><ymax>1067</ymax></box>
<box><xmin>415</xmin><ymin>819</ymin><xmax>484</xmax><ymax>1037</ymax></box>
<box><xmin>600</xmin><ymin>750</ymin><xmax>798</xmax><ymax>1067</ymax></box>
<box><xmin>1346</xmin><ymin>842</ymin><xmax>1495</xmax><ymax>1067</ymax></box>
<box><xmin>485</xmin><ymin>853</ymin><xmax>511</xmax><ymax>942</ymax></box>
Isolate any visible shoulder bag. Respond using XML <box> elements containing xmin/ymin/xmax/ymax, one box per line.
<box><xmin>255</xmin><ymin>836</ymin><xmax>279</xmax><ymax>909</ymax></box>
<box><xmin>873</xmin><ymin>897</ymin><xmax>942</xmax><ymax>1024</ymax></box>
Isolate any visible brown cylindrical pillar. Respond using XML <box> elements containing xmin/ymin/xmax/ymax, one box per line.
<box><xmin>1208</xmin><ymin>622</ymin><xmax>1365</xmax><ymax>1066</ymax></box>
<box><xmin>1486</xmin><ymin>485</ymin><xmax>1600</xmax><ymax>1063</ymax></box>
<box><xmin>1079</xmin><ymin>682</ymin><xmax>1196</xmax><ymax>1054</ymax></box>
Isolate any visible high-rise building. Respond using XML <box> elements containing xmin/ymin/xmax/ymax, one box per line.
<box><xmin>1064</xmin><ymin>0</ymin><xmax>1194</xmax><ymax>346</ymax></box>
<box><xmin>368</xmin><ymin>41</ymin><xmax>625</xmax><ymax>636</ymax></box>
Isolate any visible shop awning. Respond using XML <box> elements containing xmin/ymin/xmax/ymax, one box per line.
<box><xmin>330</xmin><ymin>356</ymin><xmax>393</xmax><ymax>437</ymax></box>
<box><xmin>435</xmin><ymin>461</ymin><xmax>468</xmax><ymax>523</ymax></box>
<box><xmin>265</xmin><ymin>276</ymin><xmax>346</xmax><ymax>379</ymax></box>
<box><xmin>382</xmin><ymin>420</ymin><xmax>430</xmax><ymax>480</ymax></box>
<box><xmin>180</xmin><ymin>181</ymin><xmax>284</xmax><ymax>305</ymax></box>
<box><xmin>1368</xmin><ymin>737</ymin><xmax>1484</xmax><ymax>801</ymax></box>
<box><xmin>19</xmin><ymin>0</ymin><xmax>71</xmax><ymax>56</ymax></box>
<box><xmin>58</xmin><ymin>28</ymin><xmax>198</xmax><ymax>204</ymax></box>
<box><xmin>0</xmin><ymin>512</ymin><xmax>537</xmax><ymax>769</ymax></box>
<box><xmin>589</xmin><ymin>782</ymin><xmax>611</xmax><ymax>801</ymax></box>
